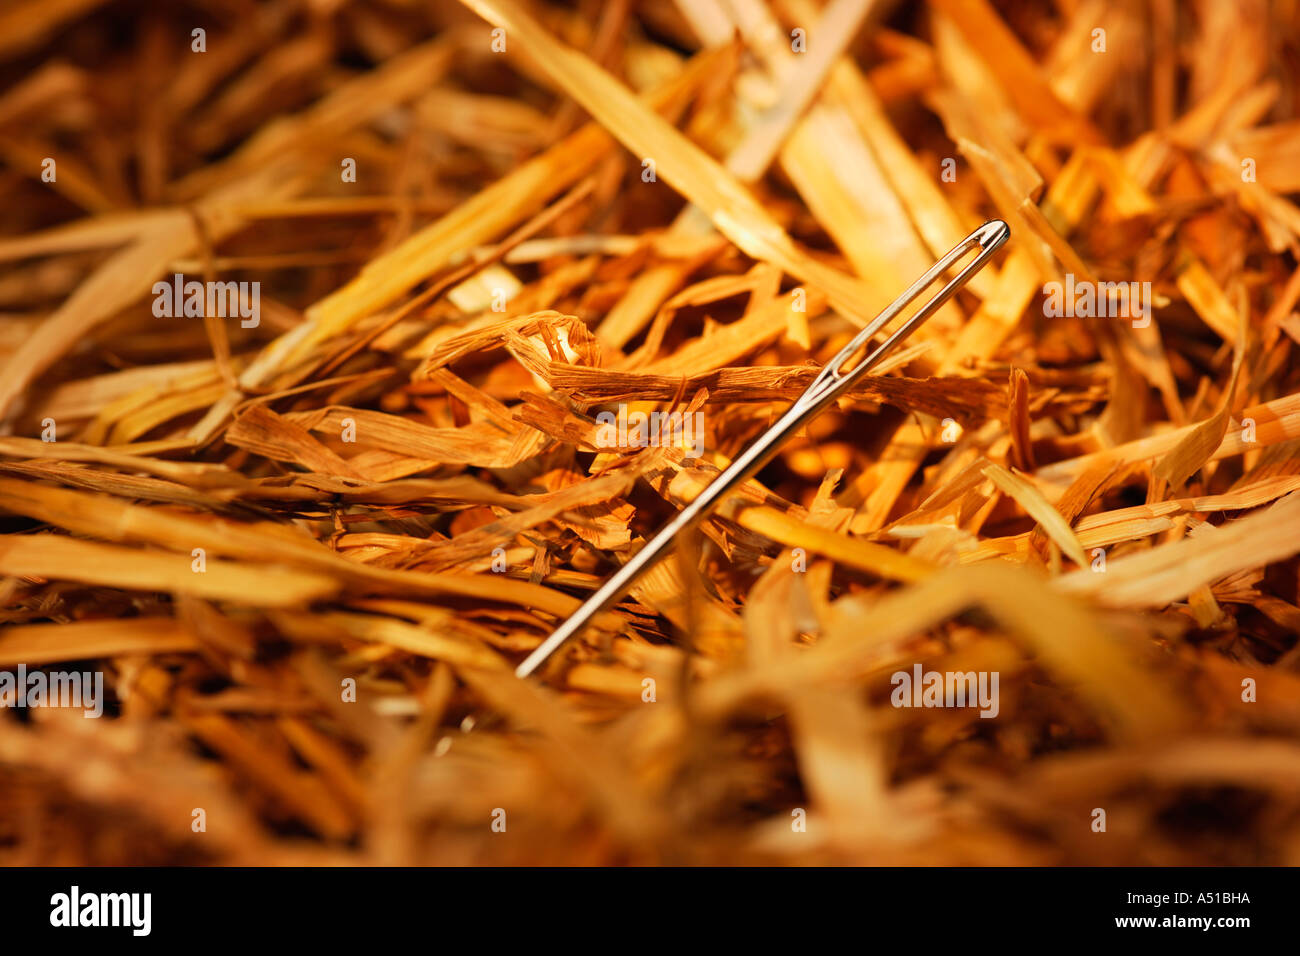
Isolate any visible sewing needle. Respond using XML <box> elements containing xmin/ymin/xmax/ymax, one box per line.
<box><xmin>516</xmin><ymin>219</ymin><xmax>1010</xmax><ymax>678</ymax></box>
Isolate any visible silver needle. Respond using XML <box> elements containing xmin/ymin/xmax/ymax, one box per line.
<box><xmin>516</xmin><ymin>219</ymin><xmax>1011</xmax><ymax>678</ymax></box>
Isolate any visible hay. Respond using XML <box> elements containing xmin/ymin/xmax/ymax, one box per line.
<box><xmin>1</xmin><ymin>0</ymin><xmax>1299</xmax><ymax>865</ymax></box>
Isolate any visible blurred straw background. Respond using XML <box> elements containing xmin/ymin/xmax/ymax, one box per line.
<box><xmin>2</xmin><ymin>0</ymin><xmax>1300</xmax><ymax>864</ymax></box>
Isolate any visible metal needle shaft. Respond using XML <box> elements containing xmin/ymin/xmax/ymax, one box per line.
<box><xmin>516</xmin><ymin>219</ymin><xmax>1010</xmax><ymax>678</ymax></box>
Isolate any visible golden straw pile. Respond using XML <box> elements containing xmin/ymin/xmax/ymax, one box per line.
<box><xmin>2</xmin><ymin>0</ymin><xmax>1300</xmax><ymax>865</ymax></box>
